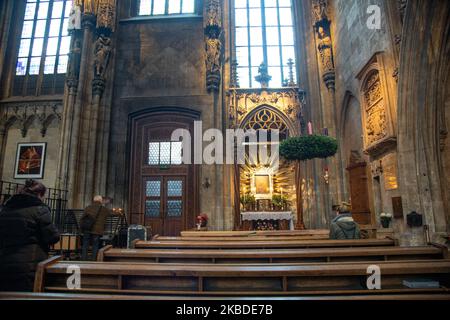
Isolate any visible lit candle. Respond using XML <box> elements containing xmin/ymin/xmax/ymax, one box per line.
<box><xmin>308</xmin><ymin>122</ymin><xmax>313</xmax><ymax>135</ymax></box>
<box><xmin>280</xmin><ymin>187</ymin><xmax>283</xmax><ymax>196</ymax></box>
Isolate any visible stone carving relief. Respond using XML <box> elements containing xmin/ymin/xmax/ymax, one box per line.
<box><xmin>205</xmin><ymin>38</ymin><xmax>221</xmax><ymax>75</ymax></box>
<box><xmin>0</xmin><ymin>102</ymin><xmax>62</xmax><ymax>138</ymax></box>
<box><xmin>366</xmin><ymin>103</ymin><xmax>387</xmax><ymax>145</ymax></box>
<box><xmin>96</xmin><ymin>0</ymin><xmax>116</xmax><ymax>32</ymax></box>
<box><xmin>312</xmin><ymin>0</ymin><xmax>329</xmax><ymax>25</ymax></box>
<box><xmin>228</xmin><ymin>88</ymin><xmax>305</xmax><ymax>131</ymax></box>
<box><xmin>92</xmin><ymin>34</ymin><xmax>112</xmax><ymax>95</ymax></box>
<box><xmin>204</xmin><ymin>0</ymin><xmax>223</xmax><ymax>92</ymax></box>
<box><xmin>83</xmin><ymin>0</ymin><xmax>98</xmax><ymax>15</ymax></box>
<box><xmin>312</xmin><ymin>0</ymin><xmax>335</xmax><ymax>91</ymax></box>
<box><xmin>317</xmin><ymin>27</ymin><xmax>334</xmax><ymax>73</ymax></box>
<box><xmin>93</xmin><ymin>34</ymin><xmax>112</xmax><ymax>78</ymax></box>
<box><xmin>363</xmin><ymin>71</ymin><xmax>387</xmax><ymax>146</ymax></box>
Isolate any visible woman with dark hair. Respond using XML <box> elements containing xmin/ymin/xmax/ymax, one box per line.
<box><xmin>0</xmin><ymin>179</ymin><xmax>60</xmax><ymax>291</ymax></box>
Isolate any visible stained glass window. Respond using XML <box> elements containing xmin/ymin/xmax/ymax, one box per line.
<box><xmin>138</xmin><ymin>0</ymin><xmax>196</xmax><ymax>16</ymax></box>
<box><xmin>234</xmin><ymin>0</ymin><xmax>297</xmax><ymax>88</ymax></box>
<box><xmin>16</xmin><ymin>0</ymin><xmax>73</xmax><ymax>76</ymax></box>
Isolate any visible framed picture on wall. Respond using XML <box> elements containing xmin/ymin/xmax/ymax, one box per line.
<box><xmin>14</xmin><ymin>143</ymin><xmax>47</xmax><ymax>179</ymax></box>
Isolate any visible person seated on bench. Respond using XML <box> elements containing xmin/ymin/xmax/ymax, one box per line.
<box><xmin>329</xmin><ymin>202</ymin><xmax>361</xmax><ymax>240</ymax></box>
<box><xmin>0</xmin><ymin>179</ymin><xmax>60</xmax><ymax>291</ymax></box>
<box><xmin>81</xmin><ymin>196</ymin><xmax>122</xmax><ymax>261</ymax></box>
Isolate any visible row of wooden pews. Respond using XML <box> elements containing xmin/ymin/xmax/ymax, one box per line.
<box><xmin>24</xmin><ymin>233</ymin><xmax>450</xmax><ymax>299</ymax></box>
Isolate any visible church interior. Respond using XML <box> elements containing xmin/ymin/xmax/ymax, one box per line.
<box><xmin>0</xmin><ymin>0</ymin><xmax>450</xmax><ymax>301</ymax></box>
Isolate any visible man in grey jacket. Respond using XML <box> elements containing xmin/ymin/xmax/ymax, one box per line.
<box><xmin>329</xmin><ymin>202</ymin><xmax>361</xmax><ymax>240</ymax></box>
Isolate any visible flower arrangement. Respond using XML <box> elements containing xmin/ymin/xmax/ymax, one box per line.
<box><xmin>380</xmin><ymin>212</ymin><xmax>393</xmax><ymax>228</ymax></box>
<box><xmin>240</xmin><ymin>193</ymin><xmax>256</xmax><ymax>211</ymax></box>
<box><xmin>272</xmin><ymin>194</ymin><xmax>290</xmax><ymax>210</ymax></box>
<box><xmin>196</xmin><ymin>214</ymin><xmax>208</xmax><ymax>228</ymax></box>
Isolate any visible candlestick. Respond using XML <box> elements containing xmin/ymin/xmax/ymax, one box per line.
<box><xmin>308</xmin><ymin>122</ymin><xmax>313</xmax><ymax>135</ymax></box>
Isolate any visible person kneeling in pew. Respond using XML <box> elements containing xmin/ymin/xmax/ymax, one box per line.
<box><xmin>329</xmin><ymin>202</ymin><xmax>361</xmax><ymax>240</ymax></box>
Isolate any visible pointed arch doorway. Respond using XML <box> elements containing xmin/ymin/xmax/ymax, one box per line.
<box><xmin>234</xmin><ymin>105</ymin><xmax>302</xmax><ymax>230</ymax></box>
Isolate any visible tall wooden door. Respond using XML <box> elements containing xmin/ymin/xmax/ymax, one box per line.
<box><xmin>129</xmin><ymin>110</ymin><xmax>199</xmax><ymax>236</ymax></box>
<box><xmin>346</xmin><ymin>161</ymin><xmax>372</xmax><ymax>225</ymax></box>
<box><xmin>143</xmin><ymin>176</ymin><xmax>186</xmax><ymax>236</ymax></box>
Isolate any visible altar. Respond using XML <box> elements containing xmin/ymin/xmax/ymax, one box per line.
<box><xmin>241</xmin><ymin>211</ymin><xmax>295</xmax><ymax>231</ymax></box>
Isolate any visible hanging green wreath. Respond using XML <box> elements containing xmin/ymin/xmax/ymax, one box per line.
<box><xmin>280</xmin><ymin>135</ymin><xmax>338</xmax><ymax>161</ymax></box>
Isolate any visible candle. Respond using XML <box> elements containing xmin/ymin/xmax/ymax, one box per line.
<box><xmin>308</xmin><ymin>122</ymin><xmax>313</xmax><ymax>135</ymax></box>
<box><xmin>280</xmin><ymin>187</ymin><xmax>283</xmax><ymax>196</ymax></box>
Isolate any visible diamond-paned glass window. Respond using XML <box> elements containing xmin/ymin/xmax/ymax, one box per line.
<box><xmin>146</xmin><ymin>180</ymin><xmax>161</xmax><ymax>197</ymax></box>
<box><xmin>167</xmin><ymin>200</ymin><xmax>182</xmax><ymax>217</ymax></box>
<box><xmin>167</xmin><ymin>180</ymin><xmax>183</xmax><ymax>197</ymax></box>
<box><xmin>148</xmin><ymin>142</ymin><xmax>184</xmax><ymax>165</ymax></box>
<box><xmin>145</xmin><ymin>200</ymin><xmax>160</xmax><ymax>217</ymax></box>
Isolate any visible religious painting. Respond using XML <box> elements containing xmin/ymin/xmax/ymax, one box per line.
<box><xmin>255</xmin><ymin>175</ymin><xmax>270</xmax><ymax>194</ymax></box>
<box><xmin>14</xmin><ymin>143</ymin><xmax>47</xmax><ymax>179</ymax></box>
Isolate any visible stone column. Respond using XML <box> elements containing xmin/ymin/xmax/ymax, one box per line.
<box><xmin>311</xmin><ymin>0</ymin><xmax>342</xmax><ymax>224</ymax></box>
<box><xmin>66</xmin><ymin>13</ymin><xmax>96</xmax><ymax>208</ymax></box>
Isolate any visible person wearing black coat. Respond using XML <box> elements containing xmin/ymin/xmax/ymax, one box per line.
<box><xmin>0</xmin><ymin>180</ymin><xmax>60</xmax><ymax>292</ymax></box>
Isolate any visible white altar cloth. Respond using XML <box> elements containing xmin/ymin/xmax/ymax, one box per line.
<box><xmin>241</xmin><ymin>211</ymin><xmax>294</xmax><ymax>230</ymax></box>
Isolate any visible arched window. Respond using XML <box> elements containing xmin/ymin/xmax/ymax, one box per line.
<box><xmin>14</xmin><ymin>0</ymin><xmax>73</xmax><ymax>96</ymax></box>
<box><xmin>234</xmin><ymin>0</ymin><xmax>297</xmax><ymax>88</ymax></box>
<box><xmin>138</xmin><ymin>0</ymin><xmax>196</xmax><ymax>16</ymax></box>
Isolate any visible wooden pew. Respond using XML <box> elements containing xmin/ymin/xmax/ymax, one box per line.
<box><xmin>2</xmin><ymin>292</ymin><xmax>450</xmax><ymax>300</ymax></box>
<box><xmin>180</xmin><ymin>230</ymin><xmax>330</xmax><ymax>238</ymax></box>
<box><xmin>98</xmin><ymin>246</ymin><xmax>448</xmax><ymax>264</ymax></box>
<box><xmin>155</xmin><ymin>235</ymin><xmax>330</xmax><ymax>241</ymax></box>
<box><xmin>34</xmin><ymin>257</ymin><xmax>450</xmax><ymax>296</ymax></box>
<box><xmin>133</xmin><ymin>238</ymin><xmax>396</xmax><ymax>250</ymax></box>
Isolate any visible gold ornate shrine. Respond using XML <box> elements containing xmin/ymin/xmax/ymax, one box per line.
<box><xmin>227</xmin><ymin>87</ymin><xmax>306</xmax><ymax>230</ymax></box>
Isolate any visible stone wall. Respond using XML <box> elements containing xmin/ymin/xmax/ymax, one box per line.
<box><xmin>2</xmin><ymin>123</ymin><xmax>60</xmax><ymax>188</ymax></box>
<box><xmin>331</xmin><ymin>0</ymin><xmax>401</xmax><ymax>229</ymax></box>
<box><xmin>106</xmin><ymin>11</ymin><xmax>228</xmax><ymax>229</ymax></box>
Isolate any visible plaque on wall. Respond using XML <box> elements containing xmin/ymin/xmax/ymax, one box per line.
<box><xmin>383</xmin><ymin>162</ymin><xmax>398</xmax><ymax>190</ymax></box>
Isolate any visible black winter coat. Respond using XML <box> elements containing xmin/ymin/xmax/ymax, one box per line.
<box><xmin>0</xmin><ymin>194</ymin><xmax>60</xmax><ymax>292</ymax></box>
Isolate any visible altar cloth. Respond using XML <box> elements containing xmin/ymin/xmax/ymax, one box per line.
<box><xmin>241</xmin><ymin>211</ymin><xmax>294</xmax><ymax>230</ymax></box>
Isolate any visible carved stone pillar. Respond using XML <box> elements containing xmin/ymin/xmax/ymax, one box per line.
<box><xmin>204</xmin><ymin>0</ymin><xmax>222</xmax><ymax>93</ymax></box>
